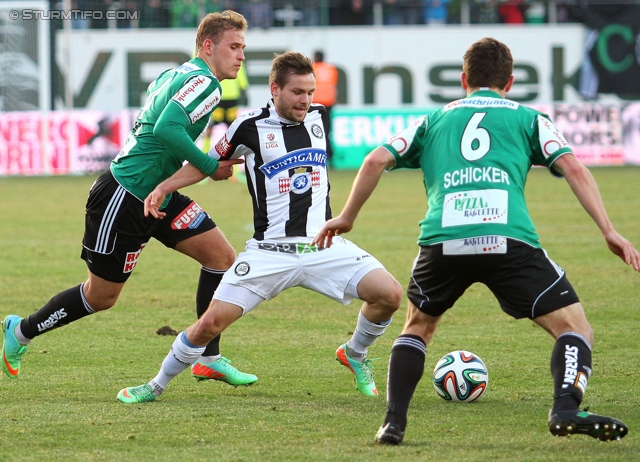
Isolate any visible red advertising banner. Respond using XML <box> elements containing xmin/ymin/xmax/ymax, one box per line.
<box><xmin>0</xmin><ymin>111</ymin><xmax>135</xmax><ymax>176</ymax></box>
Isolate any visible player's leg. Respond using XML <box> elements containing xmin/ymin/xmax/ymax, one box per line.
<box><xmin>158</xmin><ymin>195</ymin><xmax>256</xmax><ymax>386</ymax></box>
<box><xmin>375</xmin><ymin>243</ymin><xmax>470</xmax><ymax>444</ymax></box>
<box><xmin>334</xmin><ymin>267</ymin><xmax>402</xmax><ymax>396</ymax></box>
<box><xmin>1</xmin><ymin>272</ymin><xmax>121</xmax><ymax>379</ymax></box>
<box><xmin>117</xmin><ymin>296</ymin><xmax>249</xmax><ymax>403</ymax></box>
<box><xmin>489</xmin><ymin>241</ymin><xmax>627</xmax><ymax>441</ymax></box>
<box><xmin>534</xmin><ymin>303</ymin><xmax>628</xmax><ymax>441</ymax></box>
<box><xmin>375</xmin><ymin>302</ymin><xmax>441</xmax><ymax>445</ymax></box>
<box><xmin>2</xmin><ymin>171</ymin><xmax>136</xmax><ymax>379</ymax></box>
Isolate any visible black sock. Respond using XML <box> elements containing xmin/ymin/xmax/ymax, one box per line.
<box><xmin>550</xmin><ymin>332</ymin><xmax>592</xmax><ymax>411</ymax></box>
<box><xmin>196</xmin><ymin>267</ymin><xmax>225</xmax><ymax>357</ymax></box>
<box><xmin>384</xmin><ymin>335</ymin><xmax>427</xmax><ymax>432</ymax></box>
<box><xmin>20</xmin><ymin>284</ymin><xmax>94</xmax><ymax>339</ymax></box>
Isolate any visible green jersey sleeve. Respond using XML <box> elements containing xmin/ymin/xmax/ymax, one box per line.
<box><xmin>155</xmin><ymin>100</ymin><xmax>218</xmax><ymax>175</ymax></box>
<box><xmin>532</xmin><ymin>113</ymin><xmax>573</xmax><ymax>177</ymax></box>
<box><xmin>382</xmin><ymin>116</ymin><xmax>428</xmax><ymax>170</ymax></box>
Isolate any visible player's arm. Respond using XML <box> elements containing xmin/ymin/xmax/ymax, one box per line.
<box><xmin>154</xmin><ymin>102</ymin><xmax>219</xmax><ymax>176</ymax></box>
<box><xmin>553</xmin><ymin>154</ymin><xmax>640</xmax><ymax>271</ymax></box>
<box><xmin>312</xmin><ymin>147</ymin><xmax>395</xmax><ymax>248</ymax></box>
<box><xmin>144</xmin><ymin>159</ymin><xmax>243</xmax><ymax>219</ymax></box>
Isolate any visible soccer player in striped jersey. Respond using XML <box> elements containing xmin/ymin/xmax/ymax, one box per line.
<box><xmin>2</xmin><ymin>11</ymin><xmax>256</xmax><ymax>388</ymax></box>
<box><xmin>117</xmin><ymin>52</ymin><xmax>402</xmax><ymax>404</ymax></box>
<box><xmin>313</xmin><ymin>38</ymin><xmax>640</xmax><ymax>445</ymax></box>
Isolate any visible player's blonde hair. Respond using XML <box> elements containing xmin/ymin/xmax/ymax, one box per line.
<box><xmin>195</xmin><ymin>10</ymin><xmax>247</xmax><ymax>52</ymax></box>
<box><xmin>269</xmin><ymin>52</ymin><xmax>315</xmax><ymax>88</ymax></box>
<box><xmin>463</xmin><ymin>37</ymin><xmax>513</xmax><ymax>90</ymax></box>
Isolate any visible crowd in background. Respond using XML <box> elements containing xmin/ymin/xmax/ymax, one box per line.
<box><xmin>59</xmin><ymin>0</ymin><xmax>597</xmax><ymax>29</ymax></box>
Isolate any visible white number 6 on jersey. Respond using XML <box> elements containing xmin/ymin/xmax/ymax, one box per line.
<box><xmin>461</xmin><ymin>112</ymin><xmax>490</xmax><ymax>161</ymax></box>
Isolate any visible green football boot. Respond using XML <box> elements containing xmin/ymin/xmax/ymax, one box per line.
<box><xmin>336</xmin><ymin>343</ymin><xmax>378</xmax><ymax>397</ymax></box>
<box><xmin>117</xmin><ymin>384</ymin><xmax>157</xmax><ymax>404</ymax></box>
<box><xmin>191</xmin><ymin>356</ymin><xmax>258</xmax><ymax>386</ymax></box>
<box><xmin>2</xmin><ymin>315</ymin><xmax>27</xmax><ymax>379</ymax></box>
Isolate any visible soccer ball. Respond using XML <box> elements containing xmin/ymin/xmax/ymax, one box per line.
<box><xmin>433</xmin><ymin>350</ymin><xmax>488</xmax><ymax>402</ymax></box>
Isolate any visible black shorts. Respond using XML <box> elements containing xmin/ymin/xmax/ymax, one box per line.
<box><xmin>80</xmin><ymin>170</ymin><xmax>216</xmax><ymax>283</ymax></box>
<box><xmin>406</xmin><ymin>239</ymin><xmax>580</xmax><ymax>320</ymax></box>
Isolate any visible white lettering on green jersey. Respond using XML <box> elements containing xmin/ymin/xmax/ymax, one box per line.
<box><xmin>382</xmin><ymin>90</ymin><xmax>573</xmax><ymax>248</ymax></box>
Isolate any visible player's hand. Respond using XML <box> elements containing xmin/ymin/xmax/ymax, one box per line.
<box><xmin>144</xmin><ymin>187</ymin><xmax>167</xmax><ymax>219</ymax></box>
<box><xmin>604</xmin><ymin>229</ymin><xmax>640</xmax><ymax>272</ymax></box>
<box><xmin>312</xmin><ymin>215</ymin><xmax>354</xmax><ymax>249</ymax></box>
<box><xmin>210</xmin><ymin>158</ymin><xmax>245</xmax><ymax>181</ymax></box>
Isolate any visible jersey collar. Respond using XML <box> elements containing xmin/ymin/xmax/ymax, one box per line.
<box><xmin>190</xmin><ymin>57</ymin><xmax>215</xmax><ymax>78</ymax></box>
<box><xmin>467</xmin><ymin>89</ymin><xmax>504</xmax><ymax>99</ymax></box>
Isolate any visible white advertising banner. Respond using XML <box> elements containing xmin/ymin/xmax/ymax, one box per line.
<box><xmin>55</xmin><ymin>25</ymin><xmax>590</xmax><ymax>111</ymax></box>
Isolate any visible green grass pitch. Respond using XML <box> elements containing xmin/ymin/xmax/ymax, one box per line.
<box><xmin>0</xmin><ymin>167</ymin><xmax>639</xmax><ymax>461</ymax></box>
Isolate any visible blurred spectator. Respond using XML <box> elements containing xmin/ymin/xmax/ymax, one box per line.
<box><xmin>299</xmin><ymin>0</ymin><xmax>320</xmax><ymax>26</ymax></box>
<box><xmin>312</xmin><ymin>50</ymin><xmax>339</xmax><ymax>164</ymax></box>
<box><xmin>171</xmin><ymin>0</ymin><xmax>200</xmax><ymax>28</ymax></box>
<box><xmin>140</xmin><ymin>0</ymin><xmax>171</xmax><ymax>28</ymax></box>
<box><xmin>498</xmin><ymin>0</ymin><xmax>525</xmax><ymax>24</ymax></box>
<box><xmin>333</xmin><ymin>0</ymin><xmax>373</xmax><ymax>25</ymax></box>
<box><xmin>524</xmin><ymin>1</ymin><xmax>545</xmax><ymax>23</ymax></box>
<box><xmin>240</xmin><ymin>0</ymin><xmax>273</xmax><ymax>29</ymax></box>
<box><xmin>383</xmin><ymin>0</ymin><xmax>406</xmax><ymax>25</ymax></box>
<box><xmin>71</xmin><ymin>0</ymin><xmax>91</xmax><ymax>30</ymax></box>
<box><xmin>423</xmin><ymin>0</ymin><xmax>450</xmax><ymax>24</ymax></box>
<box><xmin>473</xmin><ymin>0</ymin><xmax>500</xmax><ymax>24</ymax></box>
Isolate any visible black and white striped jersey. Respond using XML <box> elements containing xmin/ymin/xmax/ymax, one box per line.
<box><xmin>210</xmin><ymin>100</ymin><xmax>331</xmax><ymax>240</ymax></box>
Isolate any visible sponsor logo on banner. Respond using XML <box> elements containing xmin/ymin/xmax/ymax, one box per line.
<box><xmin>442</xmin><ymin>189</ymin><xmax>508</xmax><ymax>227</ymax></box>
<box><xmin>172</xmin><ymin>202</ymin><xmax>207</xmax><ymax>230</ymax></box>
<box><xmin>123</xmin><ymin>242</ymin><xmax>147</xmax><ymax>273</ymax></box>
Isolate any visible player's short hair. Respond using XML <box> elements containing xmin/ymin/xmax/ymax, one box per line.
<box><xmin>463</xmin><ymin>38</ymin><xmax>513</xmax><ymax>90</ymax></box>
<box><xmin>195</xmin><ymin>10</ymin><xmax>247</xmax><ymax>51</ymax></box>
<box><xmin>269</xmin><ymin>52</ymin><xmax>315</xmax><ymax>88</ymax></box>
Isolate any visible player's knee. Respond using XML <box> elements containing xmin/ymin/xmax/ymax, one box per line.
<box><xmin>195</xmin><ymin>315</ymin><xmax>220</xmax><ymax>341</ymax></box>
<box><xmin>86</xmin><ymin>294</ymin><xmax>118</xmax><ymax>311</ymax></box>
<box><xmin>380</xmin><ymin>278</ymin><xmax>403</xmax><ymax>313</ymax></box>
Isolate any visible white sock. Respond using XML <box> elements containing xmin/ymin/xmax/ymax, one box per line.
<box><xmin>14</xmin><ymin>324</ymin><xmax>31</xmax><ymax>345</ymax></box>
<box><xmin>198</xmin><ymin>354</ymin><xmax>222</xmax><ymax>364</ymax></box>
<box><xmin>151</xmin><ymin>332</ymin><xmax>205</xmax><ymax>390</ymax></box>
<box><xmin>347</xmin><ymin>310</ymin><xmax>392</xmax><ymax>359</ymax></box>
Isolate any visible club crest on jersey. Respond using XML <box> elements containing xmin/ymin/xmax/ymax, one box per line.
<box><xmin>311</xmin><ymin>124</ymin><xmax>324</xmax><ymax>139</ymax></box>
<box><xmin>172</xmin><ymin>202</ymin><xmax>207</xmax><ymax>230</ymax></box>
<box><xmin>279</xmin><ymin>168</ymin><xmax>320</xmax><ymax>194</ymax></box>
<box><xmin>259</xmin><ymin>148</ymin><xmax>327</xmax><ymax>179</ymax></box>
<box><xmin>234</xmin><ymin>261</ymin><xmax>250</xmax><ymax>276</ymax></box>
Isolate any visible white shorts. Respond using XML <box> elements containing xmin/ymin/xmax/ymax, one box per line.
<box><xmin>214</xmin><ymin>236</ymin><xmax>385</xmax><ymax>314</ymax></box>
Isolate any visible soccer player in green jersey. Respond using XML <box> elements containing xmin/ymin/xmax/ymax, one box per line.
<box><xmin>313</xmin><ymin>37</ymin><xmax>640</xmax><ymax>445</ymax></box>
<box><xmin>2</xmin><ymin>11</ymin><xmax>256</xmax><ymax>388</ymax></box>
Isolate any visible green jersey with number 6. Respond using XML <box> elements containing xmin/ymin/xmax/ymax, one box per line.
<box><xmin>382</xmin><ymin>90</ymin><xmax>572</xmax><ymax>249</ymax></box>
<box><xmin>111</xmin><ymin>57</ymin><xmax>221</xmax><ymax>207</ymax></box>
